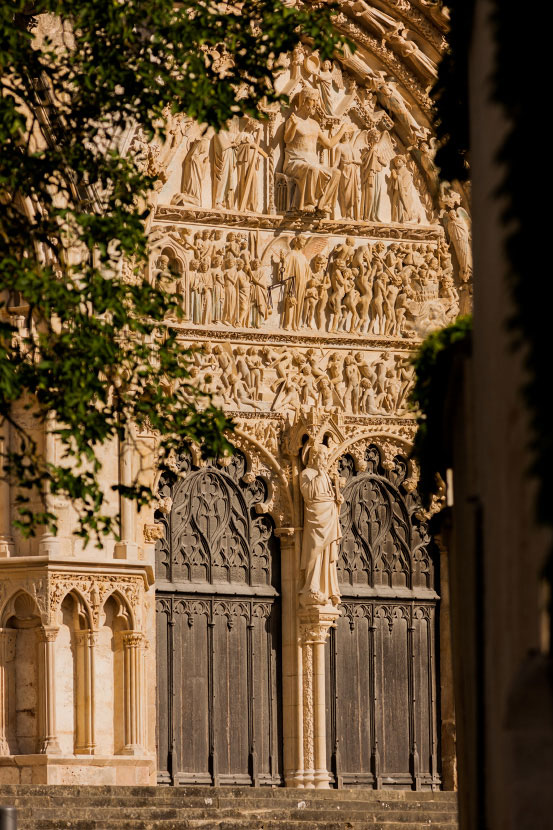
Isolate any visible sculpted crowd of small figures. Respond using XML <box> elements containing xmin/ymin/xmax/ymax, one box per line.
<box><xmin>189</xmin><ymin>343</ymin><xmax>414</xmax><ymax>417</ymax></box>
<box><xmin>153</xmin><ymin>229</ymin><xmax>459</xmax><ymax>338</ymax></box>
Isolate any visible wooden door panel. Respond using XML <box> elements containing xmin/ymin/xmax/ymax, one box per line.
<box><xmin>155</xmin><ymin>450</ymin><xmax>282</xmax><ymax>786</ymax></box>
<box><xmin>327</xmin><ymin>447</ymin><xmax>440</xmax><ymax>790</ymax></box>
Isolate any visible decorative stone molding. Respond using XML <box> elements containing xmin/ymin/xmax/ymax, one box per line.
<box><xmin>0</xmin><ymin>569</ymin><xmax>148</xmax><ymax>632</ymax></box>
<box><xmin>155</xmin><ymin>206</ymin><xmax>444</xmax><ymax>238</ymax></box>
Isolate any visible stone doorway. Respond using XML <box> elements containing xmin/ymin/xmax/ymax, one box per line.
<box><xmin>326</xmin><ymin>445</ymin><xmax>441</xmax><ymax>790</ymax></box>
<box><xmin>154</xmin><ymin>449</ymin><xmax>283</xmax><ymax>785</ymax></box>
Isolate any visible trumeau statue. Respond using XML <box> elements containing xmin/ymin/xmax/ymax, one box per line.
<box><xmin>299</xmin><ymin>444</ymin><xmax>342</xmax><ymax>607</ymax></box>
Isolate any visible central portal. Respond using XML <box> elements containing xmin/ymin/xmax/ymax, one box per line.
<box><xmin>155</xmin><ymin>449</ymin><xmax>282</xmax><ymax>786</ymax></box>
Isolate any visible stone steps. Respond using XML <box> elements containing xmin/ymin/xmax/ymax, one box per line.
<box><xmin>0</xmin><ymin>786</ymin><xmax>457</xmax><ymax>830</ymax></box>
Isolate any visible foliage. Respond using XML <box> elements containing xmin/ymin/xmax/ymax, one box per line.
<box><xmin>0</xmin><ymin>0</ymin><xmax>347</xmax><ymax>543</ymax></box>
<box><xmin>409</xmin><ymin>315</ymin><xmax>472</xmax><ymax>509</ymax></box>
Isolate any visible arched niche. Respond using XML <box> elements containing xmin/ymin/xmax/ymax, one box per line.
<box><xmin>2</xmin><ymin>592</ymin><xmax>42</xmax><ymax>755</ymax></box>
<box><xmin>95</xmin><ymin>592</ymin><xmax>132</xmax><ymax>756</ymax></box>
<box><xmin>55</xmin><ymin>591</ymin><xmax>91</xmax><ymax>754</ymax></box>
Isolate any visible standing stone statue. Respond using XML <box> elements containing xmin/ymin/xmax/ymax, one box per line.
<box><xmin>283</xmin><ymin>235</ymin><xmax>311</xmax><ymax>330</ymax></box>
<box><xmin>299</xmin><ymin>444</ymin><xmax>342</xmax><ymax>607</ymax></box>
<box><xmin>360</xmin><ymin>128</ymin><xmax>395</xmax><ymax>221</ymax></box>
<box><xmin>283</xmin><ymin>88</ymin><xmax>348</xmax><ymax>215</ymax></box>
<box><xmin>390</xmin><ymin>155</ymin><xmax>426</xmax><ymax>223</ymax></box>
<box><xmin>335</xmin><ymin>126</ymin><xmax>361</xmax><ymax>220</ymax></box>
<box><xmin>212</xmin><ymin>123</ymin><xmax>238</xmax><ymax>209</ymax></box>
<box><xmin>235</xmin><ymin>120</ymin><xmax>268</xmax><ymax>213</ymax></box>
<box><xmin>443</xmin><ymin>206</ymin><xmax>472</xmax><ymax>282</ymax></box>
<box><xmin>180</xmin><ymin>136</ymin><xmax>210</xmax><ymax>205</ymax></box>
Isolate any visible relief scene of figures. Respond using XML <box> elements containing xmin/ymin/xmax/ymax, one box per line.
<box><xmin>187</xmin><ymin>342</ymin><xmax>414</xmax><ymax>417</ymax></box>
<box><xmin>152</xmin><ymin>226</ymin><xmax>465</xmax><ymax>339</ymax></box>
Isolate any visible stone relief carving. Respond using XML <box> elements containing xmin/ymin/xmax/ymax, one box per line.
<box><xmin>0</xmin><ymin>572</ymin><xmax>145</xmax><ymax>630</ymax></box>
<box><xmin>142</xmin><ymin>38</ymin><xmax>449</xmax><ymax>228</ymax></box>
<box><xmin>189</xmin><ymin>341</ymin><xmax>415</xmax><ymax>418</ymax></box>
<box><xmin>149</xmin><ymin>227</ymin><xmax>460</xmax><ymax>339</ymax></box>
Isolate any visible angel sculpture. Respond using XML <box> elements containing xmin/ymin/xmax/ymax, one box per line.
<box><xmin>334</xmin><ymin>126</ymin><xmax>362</xmax><ymax>220</ymax></box>
<box><xmin>386</xmin><ymin>25</ymin><xmax>438</xmax><ymax>86</ymax></box>
<box><xmin>304</xmin><ymin>54</ymin><xmax>344</xmax><ymax>117</ymax></box>
<box><xmin>371</xmin><ymin>74</ymin><xmax>428</xmax><ymax>141</ymax></box>
<box><xmin>349</xmin><ymin>0</ymin><xmax>396</xmax><ymax>39</ymax></box>
<box><xmin>360</xmin><ymin>127</ymin><xmax>396</xmax><ymax>221</ymax></box>
<box><xmin>442</xmin><ymin>206</ymin><xmax>472</xmax><ymax>282</ymax></box>
<box><xmin>262</xmin><ymin>234</ymin><xmax>329</xmax><ymax>331</ymax></box>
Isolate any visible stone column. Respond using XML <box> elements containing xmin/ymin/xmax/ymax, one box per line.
<box><xmin>0</xmin><ymin>629</ymin><xmax>16</xmax><ymax>754</ymax></box>
<box><xmin>74</xmin><ymin>630</ymin><xmax>96</xmax><ymax>755</ymax></box>
<box><xmin>298</xmin><ymin>605</ymin><xmax>340</xmax><ymax>789</ymax></box>
<box><xmin>39</xmin><ymin>414</ymin><xmax>61</xmax><ymax>556</ymax></box>
<box><xmin>0</xmin><ymin>421</ymin><xmax>15</xmax><ymax>557</ymax></box>
<box><xmin>120</xmin><ymin>631</ymin><xmax>144</xmax><ymax>754</ymax></box>
<box><xmin>114</xmin><ymin>430</ymin><xmax>139</xmax><ymax>560</ymax></box>
<box><xmin>276</xmin><ymin>529</ymin><xmax>302</xmax><ymax>787</ymax></box>
<box><xmin>36</xmin><ymin>626</ymin><xmax>61</xmax><ymax>754</ymax></box>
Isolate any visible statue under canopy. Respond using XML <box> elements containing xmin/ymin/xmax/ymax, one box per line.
<box><xmin>299</xmin><ymin>444</ymin><xmax>342</xmax><ymax>607</ymax></box>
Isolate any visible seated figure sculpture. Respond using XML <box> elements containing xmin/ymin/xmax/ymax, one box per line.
<box><xmin>283</xmin><ymin>88</ymin><xmax>348</xmax><ymax>215</ymax></box>
<box><xmin>299</xmin><ymin>444</ymin><xmax>342</xmax><ymax>607</ymax></box>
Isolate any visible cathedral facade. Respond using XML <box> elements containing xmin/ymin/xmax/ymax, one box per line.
<box><xmin>0</xmin><ymin>1</ymin><xmax>469</xmax><ymax>789</ymax></box>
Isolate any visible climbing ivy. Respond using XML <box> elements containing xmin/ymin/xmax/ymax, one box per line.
<box><xmin>409</xmin><ymin>315</ymin><xmax>472</xmax><ymax>509</ymax></box>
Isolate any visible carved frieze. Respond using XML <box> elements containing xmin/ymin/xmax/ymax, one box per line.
<box><xmin>0</xmin><ymin>571</ymin><xmax>145</xmax><ymax>630</ymax></box>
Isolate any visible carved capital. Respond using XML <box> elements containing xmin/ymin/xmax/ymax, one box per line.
<box><xmin>36</xmin><ymin>626</ymin><xmax>59</xmax><ymax>644</ymax></box>
<box><xmin>274</xmin><ymin>526</ymin><xmax>295</xmax><ymax>538</ymax></box>
<box><xmin>122</xmin><ymin>631</ymin><xmax>145</xmax><ymax>649</ymax></box>
<box><xmin>298</xmin><ymin>607</ymin><xmax>340</xmax><ymax>645</ymax></box>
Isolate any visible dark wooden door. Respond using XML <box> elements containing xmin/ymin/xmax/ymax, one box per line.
<box><xmin>155</xmin><ymin>450</ymin><xmax>282</xmax><ymax>786</ymax></box>
<box><xmin>326</xmin><ymin>445</ymin><xmax>440</xmax><ymax>790</ymax></box>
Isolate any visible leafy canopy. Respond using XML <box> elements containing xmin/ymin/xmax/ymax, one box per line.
<box><xmin>0</xmin><ymin>0</ymin><xmax>346</xmax><ymax>543</ymax></box>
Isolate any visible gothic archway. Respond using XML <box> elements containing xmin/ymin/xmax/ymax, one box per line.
<box><xmin>326</xmin><ymin>443</ymin><xmax>439</xmax><ymax>789</ymax></box>
<box><xmin>155</xmin><ymin>448</ymin><xmax>282</xmax><ymax>786</ymax></box>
